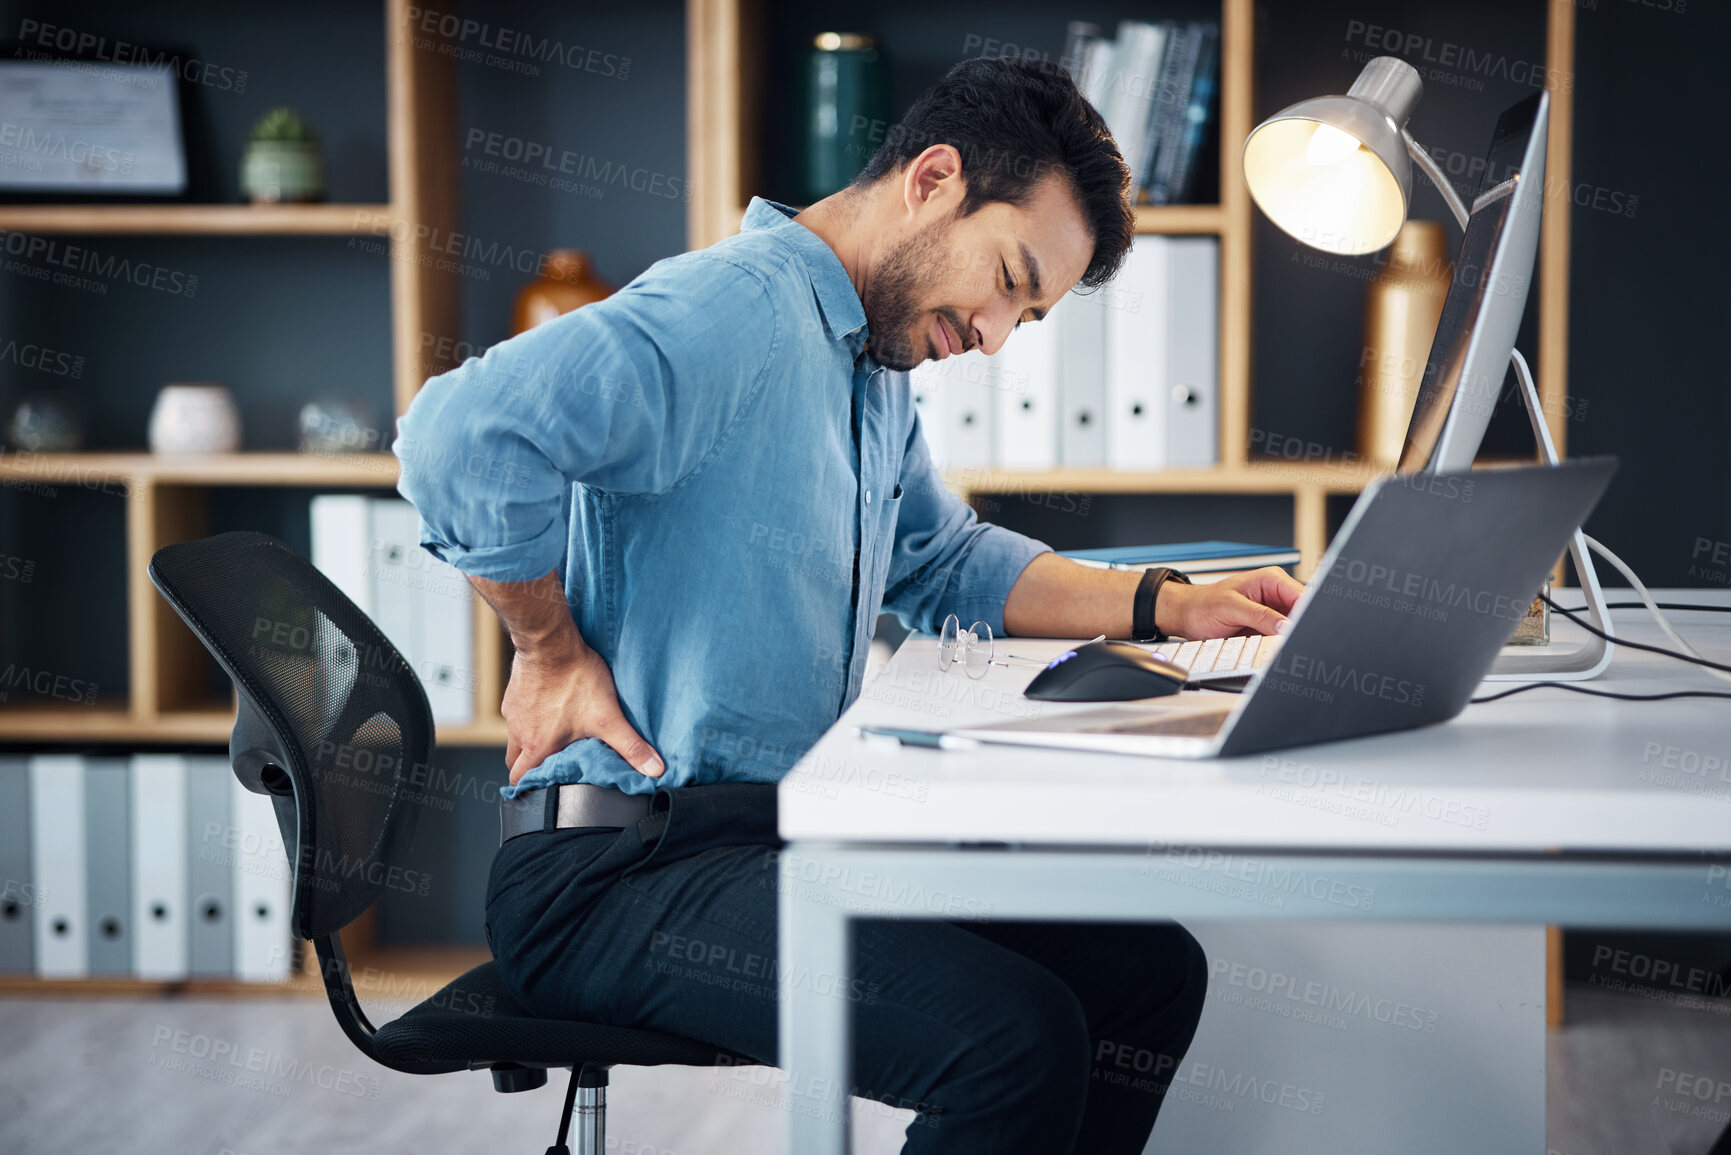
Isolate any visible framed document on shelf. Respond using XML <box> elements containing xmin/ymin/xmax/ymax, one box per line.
<box><xmin>0</xmin><ymin>52</ymin><xmax>188</xmax><ymax>197</ymax></box>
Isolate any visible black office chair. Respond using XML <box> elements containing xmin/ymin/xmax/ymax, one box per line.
<box><xmin>149</xmin><ymin>531</ymin><xmax>751</xmax><ymax>1155</ymax></box>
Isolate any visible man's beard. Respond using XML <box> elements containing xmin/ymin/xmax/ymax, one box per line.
<box><xmin>862</xmin><ymin>217</ymin><xmax>970</xmax><ymax>372</ymax></box>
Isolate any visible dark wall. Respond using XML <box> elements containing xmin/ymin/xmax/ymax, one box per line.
<box><xmin>451</xmin><ymin>0</ymin><xmax>687</xmax><ymax>344</ymax></box>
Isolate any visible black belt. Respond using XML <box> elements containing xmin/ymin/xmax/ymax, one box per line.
<box><xmin>499</xmin><ymin>783</ymin><xmax>654</xmax><ymax>845</ymax></box>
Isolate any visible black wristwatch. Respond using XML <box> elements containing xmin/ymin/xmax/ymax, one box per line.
<box><xmin>1133</xmin><ymin>567</ymin><xmax>1191</xmax><ymax>642</ymax></box>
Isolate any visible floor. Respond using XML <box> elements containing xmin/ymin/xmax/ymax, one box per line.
<box><xmin>1</xmin><ymin>981</ymin><xmax>1728</xmax><ymax>1154</ymax></box>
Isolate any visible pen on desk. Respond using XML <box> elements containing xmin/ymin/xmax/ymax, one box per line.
<box><xmin>854</xmin><ymin>725</ymin><xmax>980</xmax><ymax>750</ymax></box>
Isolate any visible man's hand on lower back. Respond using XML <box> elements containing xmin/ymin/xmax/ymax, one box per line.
<box><xmin>466</xmin><ymin>569</ymin><xmax>664</xmax><ymax>786</ymax></box>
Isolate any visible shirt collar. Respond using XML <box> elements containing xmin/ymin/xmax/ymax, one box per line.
<box><xmin>741</xmin><ymin>198</ymin><xmax>870</xmax><ymax>349</ymax></box>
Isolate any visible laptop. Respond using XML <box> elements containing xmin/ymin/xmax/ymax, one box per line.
<box><xmin>954</xmin><ymin>457</ymin><xmax>1617</xmax><ymax>759</ymax></box>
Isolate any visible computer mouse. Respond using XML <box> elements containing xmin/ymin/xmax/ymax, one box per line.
<box><xmin>1022</xmin><ymin>641</ymin><xmax>1188</xmax><ymax>702</ymax></box>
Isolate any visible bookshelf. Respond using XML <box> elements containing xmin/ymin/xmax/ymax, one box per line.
<box><xmin>0</xmin><ymin>2</ymin><xmax>487</xmax><ymax>994</ymax></box>
<box><xmin>687</xmin><ymin>0</ymin><xmax>1579</xmax><ymax>579</ymax></box>
<box><xmin>0</xmin><ymin>2</ymin><xmax>509</xmax><ymax>752</ymax></box>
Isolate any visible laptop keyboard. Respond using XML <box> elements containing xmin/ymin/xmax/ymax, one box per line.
<box><xmin>1150</xmin><ymin>634</ymin><xmax>1283</xmax><ymax>680</ymax></box>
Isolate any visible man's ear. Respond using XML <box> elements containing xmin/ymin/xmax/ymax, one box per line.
<box><xmin>900</xmin><ymin>144</ymin><xmax>965</xmax><ymax>220</ymax></box>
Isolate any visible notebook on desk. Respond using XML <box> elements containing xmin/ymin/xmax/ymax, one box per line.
<box><xmin>956</xmin><ymin>459</ymin><xmax>1617</xmax><ymax>759</ymax></box>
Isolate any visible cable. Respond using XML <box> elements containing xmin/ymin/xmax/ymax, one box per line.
<box><xmin>1580</xmin><ymin>534</ymin><xmax>1731</xmax><ymax>686</ymax></box>
<box><xmin>1471</xmin><ymin>682</ymin><xmax>1731</xmax><ymax>705</ymax></box>
<box><xmin>1541</xmin><ymin>595</ymin><xmax>1731</xmax><ymax>679</ymax></box>
<box><xmin>1559</xmin><ymin>602</ymin><xmax>1731</xmax><ymax>615</ymax></box>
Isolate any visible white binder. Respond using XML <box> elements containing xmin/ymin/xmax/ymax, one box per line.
<box><xmin>909</xmin><ymin>353</ymin><xmax>995</xmax><ymax>471</ymax></box>
<box><xmin>1105</xmin><ymin>235</ymin><xmax>1172</xmax><ymax>470</ymax></box>
<box><xmin>416</xmin><ymin>551</ymin><xmax>475</xmax><ymax>724</ymax></box>
<box><xmin>131</xmin><ymin>754</ymin><xmax>189</xmax><ymax>981</ymax></box>
<box><xmin>28</xmin><ymin>755</ymin><xmax>86</xmax><ymax>978</ymax></box>
<box><xmin>1059</xmin><ymin>290</ymin><xmax>1110</xmax><ymax>468</ymax></box>
<box><xmin>83</xmin><ymin>758</ymin><xmax>131</xmax><ymax>976</ymax></box>
<box><xmin>231</xmin><ymin>776</ymin><xmax>292</xmax><ymax>983</ymax></box>
<box><xmin>310</xmin><ymin>494</ymin><xmax>374</xmax><ymax>614</ymax></box>
<box><xmin>908</xmin><ymin>375</ymin><xmax>947</xmax><ymax>467</ymax></box>
<box><xmin>1163</xmin><ymin>237</ymin><xmax>1220</xmax><ymax>466</ymax></box>
<box><xmin>991</xmin><ymin>313</ymin><xmax>1062</xmax><ymax>471</ymax></box>
<box><xmin>369</xmin><ymin>498</ymin><xmax>423</xmax><ymax>669</ymax></box>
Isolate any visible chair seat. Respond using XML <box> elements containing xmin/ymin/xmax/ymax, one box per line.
<box><xmin>371</xmin><ymin>962</ymin><xmax>754</xmax><ymax>1073</ymax></box>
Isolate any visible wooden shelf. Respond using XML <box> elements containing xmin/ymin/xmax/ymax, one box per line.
<box><xmin>0</xmin><ymin>974</ymin><xmax>314</xmax><ymax>996</ymax></box>
<box><xmin>0</xmin><ymin>944</ymin><xmax>491</xmax><ymax>998</ymax></box>
<box><xmin>0</xmin><ymin>705</ymin><xmax>508</xmax><ymax>746</ymax></box>
<box><xmin>0</xmin><ymin>203</ymin><xmax>396</xmax><ymax>236</ymax></box>
<box><xmin>1132</xmin><ymin>204</ymin><xmax>1226</xmax><ymax>235</ymax></box>
<box><xmin>0</xmin><ymin>452</ymin><xmax>401</xmax><ymax>488</ymax></box>
<box><xmin>944</xmin><ymin>462</ymin><xmax>1379</xmax><ymax>500</ymax></box>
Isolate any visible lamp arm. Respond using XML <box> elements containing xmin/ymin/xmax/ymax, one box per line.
<box><xmin>1403</xmin><ymin>131</ymin><xmax>1470</xmax><ymax>231</ymax></box>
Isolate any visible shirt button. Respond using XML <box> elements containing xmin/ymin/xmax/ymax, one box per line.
<box><xmin>865</xmin><ymin>489</ymin><xmax>872</xmax><ymax>505</ymax></box>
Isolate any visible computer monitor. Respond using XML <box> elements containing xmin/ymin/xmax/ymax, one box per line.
<box><xmin>1397</xmin><ymin>91</ymin><xmax>1549</xmax><ymax>474</ymax></box>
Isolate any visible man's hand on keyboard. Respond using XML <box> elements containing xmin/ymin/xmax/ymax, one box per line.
<box><xmin>1160</xmin><ymin>566</ymin><xmax>1306</xmax><ymax>640</ymax></box>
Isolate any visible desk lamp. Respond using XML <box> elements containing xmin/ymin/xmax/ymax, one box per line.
<box><xmin>1241</xmin><ymin>56</ymin><xmax>1613</xmax><ymax>679</ymax></box>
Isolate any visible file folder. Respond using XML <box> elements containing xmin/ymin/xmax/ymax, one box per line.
<box><xmin>186</xmin><ymin>756</ymin><xmax>234</xmax><ymax>977</ymax></box>
<box><xmin>1059</xmin><ymin>290</ymin><xmax>1109</xmax><ymax>468</ymax></box>
<box><xmin>29</xmin><ymin>755</ymin><xmax>86</xmax><ymax>978</ymax></box>
<box><xmin>1163</xmin><ymin>238</ymin><xmax>1220</xmax><ymax>467</ymax></box>
<box><xmin>310</xmin><ymin>494</ymin><xmax>375</xmax><ymax>615</ymax></box>
<box><xmin>131</xmin><ymin>754</ymin><xmax>189</xmax><ymax>980</ymax></box>
<box><xmin>417</xmin><ymin>550</ymin><xmax>475</xmax><ymax>724</ymax></box>
<box><xmin>84</xmin><ymin>757</ymin><xmax>132</xmax><ymax>976</ymax></box>
<box><xmin>0</xmin><ymin>756</ymin><xmax>33</xmax><ymax>973</ymax></box>
<box><xmin>1105</xmin><ymin>236</ymin><xmax>1170</xmax><ymax>471</ymax></box>
<box><xmin>231</xmin><ymin>775</ymin><xmax>292</xmax><ymax>983</ymax></box>
<box><xmin>992</xmin><ymin>311</ymin><xmax>1062</xmax><ymax>471</ymax></box>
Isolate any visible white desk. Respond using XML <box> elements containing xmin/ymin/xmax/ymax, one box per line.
<box><xmin>775</xmin><ymin>592</ymin><xmax>1731</xmax><ymax>1153</ymax></box>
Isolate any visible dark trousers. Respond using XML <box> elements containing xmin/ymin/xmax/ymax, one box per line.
<box><xmin>485</xmin><ymin>783</ymin><xmax>1208</xmax><ymax>1154</ymax></box>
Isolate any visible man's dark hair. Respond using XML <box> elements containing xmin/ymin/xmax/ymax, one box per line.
<box><xmin>854</xmin><ymin>57</ymin><xmax>1134</xmax><ymax>290</ymax></box>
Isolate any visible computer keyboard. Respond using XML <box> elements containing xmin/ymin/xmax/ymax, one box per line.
<box><xmin>1149</xmin><ymin>633</ymin><xmax>1282</xmax><ymax>682</ymax></box>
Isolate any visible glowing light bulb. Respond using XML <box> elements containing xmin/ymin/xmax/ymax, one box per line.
<box><xmin>1305</xmin><ymin>123</ymin><xmax>1362</xmax><ymax>166</ymax></box>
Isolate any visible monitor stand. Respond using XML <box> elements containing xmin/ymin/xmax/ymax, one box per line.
<box><xmin>1481</xmin><ymin>349</ymin><xmax>1613</xmax><ymax>681</ymax></box>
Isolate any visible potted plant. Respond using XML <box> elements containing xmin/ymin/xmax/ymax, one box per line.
<box><xmin>241</xmin><ymin>107</ymin><xmax>326</xmax><ymax>204</ymax></box>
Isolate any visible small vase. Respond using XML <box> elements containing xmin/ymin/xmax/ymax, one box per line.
<box><xmin>241</xmin><ymin>141</ymin><xmax>327</xmax><ymax>204</ymax></box>
<box><xmin>149</xmin><ymin>383</ymin><xmax>242</xmax><ymax>454</ymax></box>
<box><xmin>511</xmin><ymin>250</ymin><xmax>615</xmax><ymax>334</ymax></box>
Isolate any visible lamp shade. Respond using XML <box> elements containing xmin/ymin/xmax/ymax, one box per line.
<box><xmin>1242</xmin><ymin>56</ymin><xmax>1424</xmax><ymax>255</ymax></box>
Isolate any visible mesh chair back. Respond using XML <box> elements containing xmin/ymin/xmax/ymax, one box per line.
<box><xmin>150</xmin><ymin>531</ymin><xmax>435</xmax><ymax>941</ymax></box>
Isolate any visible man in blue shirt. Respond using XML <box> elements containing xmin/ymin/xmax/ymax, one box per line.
<box><xmin>398</xmin><ymin>57</ymin><xmax>1301</xmax><ymax>1155</ymax></box>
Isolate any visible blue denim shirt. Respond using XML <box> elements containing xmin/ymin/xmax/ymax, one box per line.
<box><xmin>395</xmin><ymin>198</ymin><xmax>1051</xmax><ymax>797</ymax></box>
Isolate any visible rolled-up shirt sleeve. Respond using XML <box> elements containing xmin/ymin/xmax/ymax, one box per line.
<box><xmin>881</xmin><ymin>408</ymin><xmax>1051</xmax><ymax>637</ymax></box>
<box><xmin>393</xmin><ymin>253</ymin><xmax>780</xmax><ymax>582</ymax></box>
